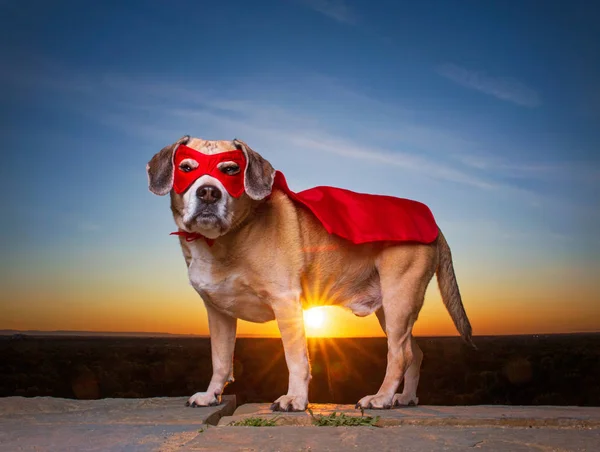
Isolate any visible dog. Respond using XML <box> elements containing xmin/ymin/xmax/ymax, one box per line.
<box><xmin>146</xmin><ymin>135</ymin><xmax>473</xmax><ymax>411</ymax></box>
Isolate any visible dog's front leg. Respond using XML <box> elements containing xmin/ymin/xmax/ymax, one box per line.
<box><xmin>187</xmin><ymin>302</ymin><xmax>237</xmax><ymax>407</ymax></box>
<box><xmin>270</xmin><ymin>295</ymin><xmax>311</xmax><ymax>412</ymax></box>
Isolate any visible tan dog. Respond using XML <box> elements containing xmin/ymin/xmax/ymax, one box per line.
<box><xmin>146</xmin><ymin>135</ymin><xmax>474</xmax><ymax>411</ymax></box>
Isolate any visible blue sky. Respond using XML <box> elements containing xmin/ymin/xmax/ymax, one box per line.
<box><xmin>1</xmin><ymin>0</ymin><xmax>598</xmax><ymax>335</ymax></box>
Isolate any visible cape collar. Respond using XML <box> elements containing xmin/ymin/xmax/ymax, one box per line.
<box><xmin>169</xmin><ymin>191</ymin><xmax>266</xmax><ymax>248</ymax></box>
<box><xmin>169</xmin><ymin>230</ymin><xmax>215</xmax><ymax>247</ymax></box>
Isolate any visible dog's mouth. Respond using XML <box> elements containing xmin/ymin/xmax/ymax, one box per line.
<box><xmin>197</xmin><ymin>211</ymin><xmax>218</xmax><ymax>219</ymax></box>
<box><xmin>185</xmin><ymin>209</ymin><xmax>223</xmax><ymax>230</ymax></box>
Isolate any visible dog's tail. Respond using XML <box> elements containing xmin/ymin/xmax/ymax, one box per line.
<box><xmin>436</xmin><ymin>229</ymin><xmax>476</xmax><ymax>349</ymax></box>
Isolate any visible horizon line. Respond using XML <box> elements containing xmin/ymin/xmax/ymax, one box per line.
<box><xmin>1</xmin><ymin>329</ymin><xmax>599</xmax><ymax>338</ymax></box>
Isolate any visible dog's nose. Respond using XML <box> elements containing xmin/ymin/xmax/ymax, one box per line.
<box><xmin>196</xmin><ymin>185</ymin><xmax>222</xmax><ymax>204</ymax></box>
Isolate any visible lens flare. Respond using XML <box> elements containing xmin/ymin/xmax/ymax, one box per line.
<box><xmin>304</xmin><ymin>307</ymin><xmax>326</xmax><ymax>329</ymax></box>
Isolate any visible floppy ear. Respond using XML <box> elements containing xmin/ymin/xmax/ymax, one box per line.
<box><xmin>146</xmin><ymin>135</ymin><xmax>191</xmax><ymax>196</ymax></box>
<box><xmin>233</xmin><ymin>138</ymin><xmax>275</xmax><ymax>200</ymax></box>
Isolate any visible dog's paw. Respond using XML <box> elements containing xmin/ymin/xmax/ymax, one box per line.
<box><xmin>270</xmin><ymin>395</ymin><xmax>308</xmax><ymax>412</ymax></box>
<box><xmin>392</xmin><ymin>393</ymin><xmax>419</xmax><ymax>407</ymax></box>
<box><xmin>355</xmin><ymin>393</ymin><xmax>393</xmax><ymax>410</ymax></box>
<box><xmin>185</xmin><ymin>392</ymin><xmax>221</xmax><ymax>408</ymax></box>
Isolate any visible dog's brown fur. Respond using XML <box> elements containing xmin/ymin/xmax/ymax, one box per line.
<box><xmin>147</xmin><ymin>136</ymin><xmax>473</xmax><ymax>411</ymax></box>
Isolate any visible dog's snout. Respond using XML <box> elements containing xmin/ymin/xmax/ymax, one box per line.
<box><xmin>196</xmin><ymin>185</ymin><xmax>222</xmax><ymax>204</ymax></box>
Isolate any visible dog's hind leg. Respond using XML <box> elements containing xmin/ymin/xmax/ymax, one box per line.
<box><xmin>356</xmin><ymin>245</ymin><xmax>435</xmax><ymax>410</ymax></box>
<box><xmin>375</xmin><ymin>309</ymin><xmax>423</xmax><ymax>407</ymax></box>
<box><xmin>393</xmin><ymin>335</ymin><xmax>422</xmax><ymax>406</ymax></box>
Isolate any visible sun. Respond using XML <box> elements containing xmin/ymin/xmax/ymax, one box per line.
<box><xmin>304</xmin><ymin>307</ymin><xmax>326</xmax><ymax>330</ymax></box>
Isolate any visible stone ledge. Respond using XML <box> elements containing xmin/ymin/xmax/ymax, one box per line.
<box><xmin>0</xmin><ymin>395</ymin><xmax>236</xmax><ymax>426</ymax></box>
<box><xmin>1</xmin><ymin>399</ymin><xmax>599</xmax><ymax>451</ymax></box>
<box><xmin>218</xmin><ymin>403</ymin><xmax>600</xmax><ymax>428</ymax></box>
<box><xmin>185</xmin><ymin>425</ymin><xmax>600</xmax><ymax>452</ymax></box>
<box><xmin>0</xmin><ymin>396</ymin><xmax>236</xmax><ymax>452</ymax></box>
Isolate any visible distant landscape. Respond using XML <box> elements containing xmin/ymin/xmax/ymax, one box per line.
<box><xmin>0</xmin><ymin>330</ymin><xmax>206</xmax><ymax>338</ymax></box>
<box><xmin>1</xmin><ymin>334</ymin><xmax>599</xmax><ymax>406</ymax></box>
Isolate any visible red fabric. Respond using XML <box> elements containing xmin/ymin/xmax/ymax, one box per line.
<box><xmin>273</xmin><ymin>171</ymin><xmax>439</xmax><ymax>244</ymax></box>
<box><xmin>170</xmin><ymin>159</ymin><xmax>439</xmax><ymax>245</ymax></box>
<box><xmin>173</xmin><ymin>145</ymin><xmax>247</xmax><ymax>197</ymax></box>
<box><xmin>170</xmin><ymin>230</ymin><xmax>215</xmax><ymax>247</ymax></box>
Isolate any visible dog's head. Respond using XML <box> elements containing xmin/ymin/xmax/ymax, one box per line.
<box><xmin>146</xmin><ymin>136</ymin><xmax>275</xmax><ymax>239</ymax></box>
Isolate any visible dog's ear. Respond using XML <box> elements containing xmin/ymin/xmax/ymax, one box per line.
<box><xmin>233</xmin><ymin>138</ymin><xmax>275</xmax><ymax>200</ymax></box>
<box><xmin>146</xmin><ymin>135</ymin><xmax>191</xmax><ymax>196</ymax></box>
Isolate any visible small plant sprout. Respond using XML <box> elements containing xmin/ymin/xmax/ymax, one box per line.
<box><xmin>230</xmin><ymin>416</ymin><xmax>281</xmax><ymax>427</ymax></box>
<box><xmin>307</xmin><ymin>408</ymin><xmax>380</xmax><ymax>427</ymax></box>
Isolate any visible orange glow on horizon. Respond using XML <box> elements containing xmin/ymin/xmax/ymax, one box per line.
<box><xmin>1</xmin><ymin>273</ymin><xmax>599</xmax><ymax>337</ymax></box>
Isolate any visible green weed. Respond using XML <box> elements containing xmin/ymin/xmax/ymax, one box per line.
<box><xmin>307</xmin><ymin>408</ymin><xmax>380</xmax><ymax>427</ymax></box>
<box><xmin>230</xmin><ymin>416</ymin><xmax>281</xmax><ymax>427</ymax></box>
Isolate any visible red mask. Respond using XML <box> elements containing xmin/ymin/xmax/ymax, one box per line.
<box><xmin>172</xmin><ymin>145</ymin><xmax>247</xmax><ymax>197</ymax></box>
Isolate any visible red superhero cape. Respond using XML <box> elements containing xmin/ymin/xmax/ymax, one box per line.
<box><xmin>272</xmin><ymin>171</ymin><xmax>438</xmax><ymax>245</ymax></box>
<box><xmin>171</xmin><ymin>165</ymin><xmax>439</xmax><ymax>245</ymax></box>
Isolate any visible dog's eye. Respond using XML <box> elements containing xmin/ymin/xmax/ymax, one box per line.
<box><xmin>179</xmin><ymin>164</ymin><xmax>193</xmax><ymax>173</ymax></box>
<box><xmin>220</xmin><ymin>164</ymin><xmax>240</xmax><ymax>175</ymax></box>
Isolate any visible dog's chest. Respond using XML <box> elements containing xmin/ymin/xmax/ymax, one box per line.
<box><xmin>187</xmin><ymin>257</ymin><xmax>276</xmax><ymax>323</ymax></box>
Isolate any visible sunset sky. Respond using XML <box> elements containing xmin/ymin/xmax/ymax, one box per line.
<box><xmin>1</xmin><ymin>0</ymin><xmax>598</xmax><ymax>337</ymax></box>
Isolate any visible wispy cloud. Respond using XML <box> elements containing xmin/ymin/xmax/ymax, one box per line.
<box><xmin>297</xmin><ymin>0</ymin><xmax>357</xmax><ymax>24</ymax></box>
<box><xmin>437</xmin><ymin>63</ymin><xmax>541</xmax><ymax>108</ymax></box>
<box><xmin>5</xmin><ymin>59</ymin><xmax>600</xmax><ymax>265</ymax></box>
<box><xmin>8</xmin><ymin>59</ymin><xmax>596</xmax><ymax>210</ymax></box>
<box><xmin>109</xmin><ymin>99</ymin><xmax>501</xmax><ymax>190</ymax></box>
<box><xmin>456</xmin><ymin>152</ymin><xmax>600</xmax><ymax>186</ymax></box>
<box><xmin>268</xmin><ymin>132</ymin><xmax>500</xmax><ymax>190</ymax></box>
<box><xmin>78</xmin><ymin>221</ymin><xmax>101</xmax><ymax>232</ymax></box>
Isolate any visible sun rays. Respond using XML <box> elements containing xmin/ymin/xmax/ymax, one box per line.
<box><xmin>300</xmin><ymin>261</ymin><xmax>340</xmax><ymax>338</ymax></box>
<box><xmin>304</xmin><ymin>307</ymin><xmax>329</xmax><ymax>337</ymax></box>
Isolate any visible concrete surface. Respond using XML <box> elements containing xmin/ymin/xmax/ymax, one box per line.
<box><xmin>0</xmin><ymin>396</ymin><xmax>235</xmax><ymax>452</ymax></box>
<box><xmin>221</xmin><ymin>403</ymin><xmax>600</xmax><ymax>428</ymax></box>
<box><xmin>188</xmin><ymin>425</ymin><xmax>600</xmax><ymax>451</ymax></box>
<box><xmin>0</xmin><ymin>398</ymin><xmax>599</xmax><ymax>451</ymax></box>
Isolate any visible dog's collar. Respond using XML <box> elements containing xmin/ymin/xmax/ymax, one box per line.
<box><xmin>170</xmin><ymin>230</ymin><xmax>215</xmax><ymax>247</ymax></box>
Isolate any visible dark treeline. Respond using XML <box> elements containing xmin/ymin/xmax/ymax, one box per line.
<box><xmin>1</xmin><ymin>334</ymin><xmax>599</xmax><ymax>406</ymax></box>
